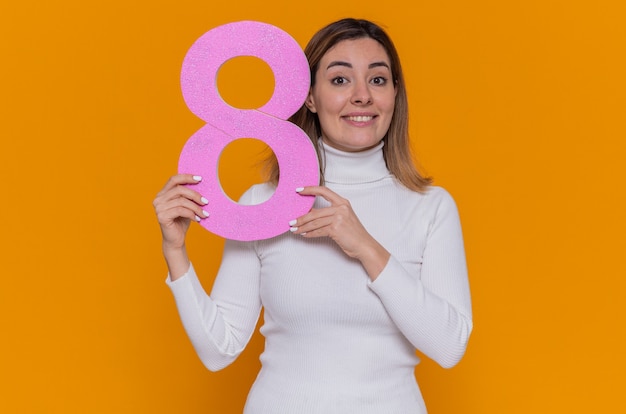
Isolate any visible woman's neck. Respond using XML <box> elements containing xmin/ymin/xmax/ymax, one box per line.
<box><xmin>320</xmin><ymin>140</ymin><xmax>389</xmax><ymax>184</ymax></box>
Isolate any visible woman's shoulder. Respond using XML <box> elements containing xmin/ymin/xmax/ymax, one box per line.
<box><xmin>421</xmin><ymin>185</ymin><xmax>463</xmax><ymax>220</ymax></box>
<box><xmin>403</xmin><ymin>184</ymin><xmax>459</xmax><ymax>214</ymax></box>
<box><xmin>424</xmin><ymin>185</ymin><xmax>454</xmax><ymax>200</ymax></box>
<box><xmin>398</xmin><ymin>183</ymin><xmax>454</xmax><ymax>202</ymax></box>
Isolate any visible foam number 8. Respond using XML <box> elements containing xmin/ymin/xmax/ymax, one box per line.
<box><xmin>178</xmin><ymin>21</ymin><xmax>319</xmax><ymax>241</ymax></box>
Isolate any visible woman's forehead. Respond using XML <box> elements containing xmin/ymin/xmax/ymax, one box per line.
<box><xmin>321</xmin><ymin>38</ymin><xmax>391</xmax><ymax>66</ymax></box>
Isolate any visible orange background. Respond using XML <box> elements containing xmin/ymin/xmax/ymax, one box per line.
<box><xmin>1</xmin><ymin>1</ymin><xmax>625</xmax><ymax>412</ymax></box>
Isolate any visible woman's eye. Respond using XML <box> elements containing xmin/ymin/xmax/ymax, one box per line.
<box><xmin>371</xmin><ymin>76</ymin><xmax>387</xmax><ymax>86</ymax></box>
<box><xmin>331</xmin><ymin>76</ymin><xmax>347</xmax><ymax>85</ymax></box>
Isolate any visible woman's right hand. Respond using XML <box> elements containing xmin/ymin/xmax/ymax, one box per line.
<box><xmin>153</xmin><ymin>174</ymin><xmax>209</xmax><ymax>253</ymax></box>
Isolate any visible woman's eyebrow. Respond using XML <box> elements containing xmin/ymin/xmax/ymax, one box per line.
<box><xmin>369</xmin><ymin>61</ymin><xmax>390</xmax><ymax>69</ymax></box>
<box><xmin>327</xmin><ymin>61</ymin><xmax>351</xmax><ymax>69</ymax></box>
<box><xmin>326</xmin><ymin>61</ymin><xmax>390</xmax><ymax>70</ymax></box>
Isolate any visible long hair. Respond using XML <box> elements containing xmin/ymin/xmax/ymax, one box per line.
<box><xmin>264</xmin><ymin>18</ymin><xmax>432</xmax><ymax>192</ymax></box>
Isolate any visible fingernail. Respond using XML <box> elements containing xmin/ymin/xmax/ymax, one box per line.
<box><xmin>289</xmin><ymin>219</ymin><xmax>297</xmax><ymax>226</ymax></box>
<box><xmin>195</xmin><ymin>215</ymin><xmax>201</xmax><ymax>222</ymax></box>
<box><xmin>289</xmin><ymin>227</ymin><xmax>298</xmax><ymax>232</ymax></box>
<box><xmin>295</xmin><ymin>187</ymin><xmax>304</xmax><ymax>192</ymax></box>
<box><xmin>193</xmin><ymin>175</ymin><xmax>202</xmax><ymax>181</ymax></box>
<box><xmin>201</xmin><ymin>197</ymin><xmax>209</xmax><ymax>204</ymax></box>
<box><xmin>202</xmin><ymin>210</ymin><xmax>210</xmax><ymax>217</ymax></box>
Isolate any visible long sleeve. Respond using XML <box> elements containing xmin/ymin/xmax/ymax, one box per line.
<box><xmin>368</xmin><ymin>188</ymin><xmax>473</xmax><ymax>368</ymax></box>
<box><xmin>166</xmin><ymin>193</ymin><xmax>263</xmax><ymax>371</ymax></box>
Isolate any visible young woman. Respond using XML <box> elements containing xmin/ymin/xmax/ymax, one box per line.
<box><xmin>154</xmin><ymin>18</ymin><xmax>472</xmax><ymax>413</ymax></box>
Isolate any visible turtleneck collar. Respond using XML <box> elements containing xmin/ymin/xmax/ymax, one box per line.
<box><xmin>320</xmin><ymin>139</ymin><xmax>391</xmax><ymax>185</ymax></box>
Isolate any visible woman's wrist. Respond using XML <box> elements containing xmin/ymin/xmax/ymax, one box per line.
<box><xmin>162</xmin><ymin>244</ymin><xmax>190</xmax><ymax>281</ymax></box>
<box><xmin>357</xmin><ymin>239</ymin><xmax>390</xmax><ymax>281</ymax></box>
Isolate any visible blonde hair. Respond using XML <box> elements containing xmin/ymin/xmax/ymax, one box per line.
<box><xmin>265</xmin><ymin>18</ymin><xmax>432</xmax><ymax>192</ymax></box>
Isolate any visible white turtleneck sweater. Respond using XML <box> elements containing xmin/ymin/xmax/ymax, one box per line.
<box><xmin>166</xmin><ymin>141</ymin><xmax>473</xmax><ymax>413</ymax></box>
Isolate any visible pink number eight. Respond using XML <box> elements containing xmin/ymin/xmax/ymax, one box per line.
<box><xmin>178</xmin><ymin>21</ymin><xmax>319</xmax><ymax>241</ymax></box>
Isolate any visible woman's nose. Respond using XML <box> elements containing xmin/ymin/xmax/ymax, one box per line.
<box><xmin>351</xmin><ymin>81</ymin><xmax>372</xmax><ymax>105</ymax></box>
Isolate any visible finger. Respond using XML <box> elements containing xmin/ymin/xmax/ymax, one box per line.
<box><xmin>296</xmin><ymin>186</ymin><xmax>345</xmax><ymax>205</ymax></box>
<box><xmin>160</xmin><ymin>205</ymin><xmax>199</xmax><ymax>224</ymax></box>
<box><xmin>290</xmin><ymin>215</ymin><xmax>334</xmax><ymax>235</ymax></box>
<box><xmin>299</xmin><ymin>225</ymin><xmax>331</xmax><ymax>238</ymax></box>
<box><xmin>157</xmin><ymin>197</ymin><xmax>210</xmax><ymax>223</ymax></box>
<box><xmin>158</xmin><ymin>174</ymin><xmax>203</xmax><ymax>196</ymax></box>
<box><xmin>155</xmin><ymin>182</ymin><xmax>208</xmax><ymax>210</ymax></box>
<box><xmin>160</xmin><ymin>184</ymin><xmax>208</xmax><ymax>206</ymax></box>
<box><xmin>290</xmin><ymin>206</ymin><xmax>336</xmax><ymax>228</ymax></box>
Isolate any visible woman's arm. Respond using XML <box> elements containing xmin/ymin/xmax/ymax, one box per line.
<box><xmin>166</xmin><ymin>238</ymin><xmax>262</xmax><ymax>371</ymax></box>
<box><xmin>292</xmin><ymin>186</ymin><xmax>472</xmax><ymax>368</ymax></box>
<box><xmin>368</xmin><ymin>189</ymin><xmax>472</xmax><ymax>368</ymax></box>
<box><xmin>154</xmin><ymin>176</ymin><xmax>263</xmax><ymax>371</ymax></box>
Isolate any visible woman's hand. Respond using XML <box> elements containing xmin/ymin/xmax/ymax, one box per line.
<box><xmin>153</xmin><ymin>174</ymin><xmax>209</xmax><ymax>279</ymax></box>
<box><xmin>289</xmin><ymin>186</ymin><xmax>390</xmax><ymax>280</ymax></box>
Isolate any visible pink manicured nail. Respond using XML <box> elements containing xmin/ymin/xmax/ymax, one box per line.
<box><xmin>295</xmin><ymin>187</ymin><xmax>304</xmax><ymax>192</ymax></box>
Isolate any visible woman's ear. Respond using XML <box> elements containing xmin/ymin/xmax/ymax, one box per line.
<box><xmin>304</xmin><ymin>91</ymin><xmax>317</xmax><ymax>113</ymax></box>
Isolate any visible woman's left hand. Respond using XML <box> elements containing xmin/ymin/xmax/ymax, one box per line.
<box><xmin>290</xmin><ymin>186</ymin><xmax>390</xmax><ymax>280</ymax></box>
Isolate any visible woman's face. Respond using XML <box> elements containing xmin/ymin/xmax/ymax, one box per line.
<box><xmin>306</xmin><ymin>37</ymin><xmax>397</xmax><ymax>152</ymax></box>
